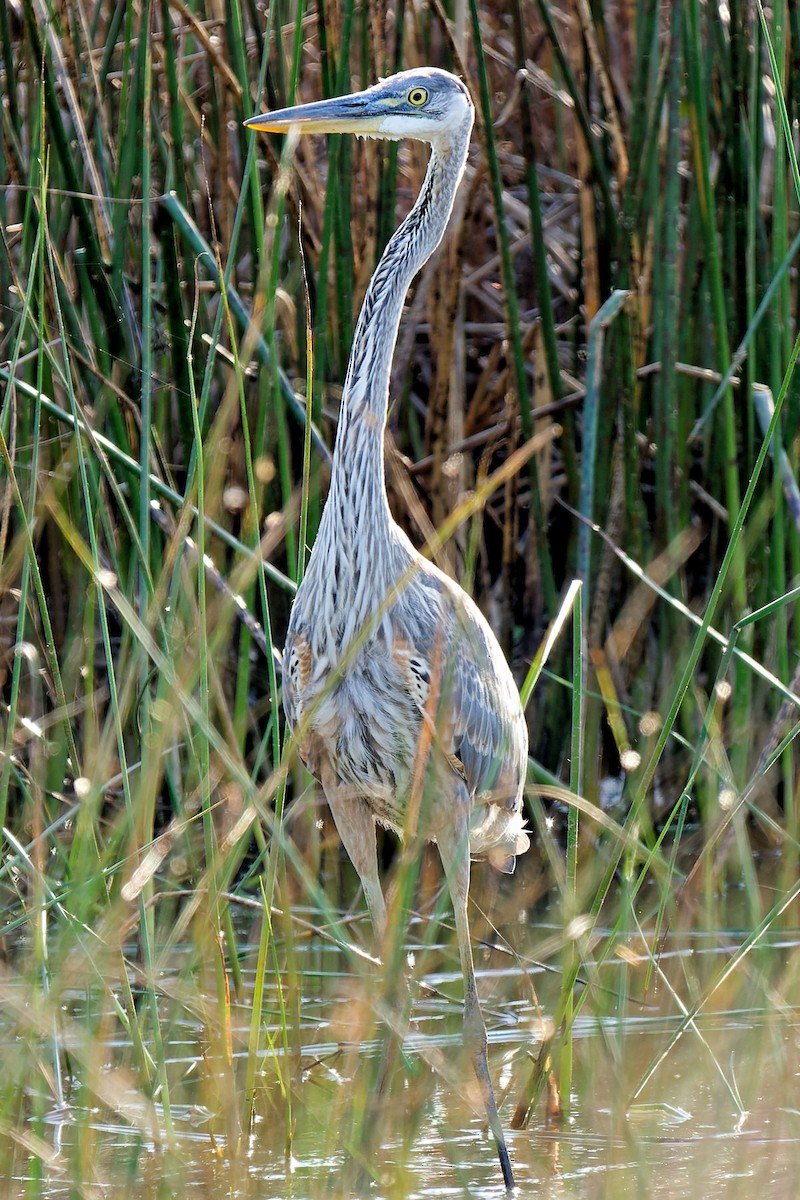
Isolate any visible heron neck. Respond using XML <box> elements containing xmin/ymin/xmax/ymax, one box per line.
<box><xmin>322</xmin><ymin>121</ymin><xmax>472</xmax><ymax>557</ymax></box>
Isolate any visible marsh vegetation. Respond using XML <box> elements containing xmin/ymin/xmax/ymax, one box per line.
<box><xmin>1</xmin><ymin>0</ymin><xmax>799</xmax><ymax>1194</ymax></box>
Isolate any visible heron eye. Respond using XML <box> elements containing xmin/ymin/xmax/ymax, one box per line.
<box><xmin>407</xmin><ymin>87</ymin><xmax>429</xmax><ymax>107</ymax></box>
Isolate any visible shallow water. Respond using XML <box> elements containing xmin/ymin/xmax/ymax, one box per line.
<box><xmin>6</xmin><ymin>905</ymin><xmax>800</xmax><ymax>1199</ymax></box>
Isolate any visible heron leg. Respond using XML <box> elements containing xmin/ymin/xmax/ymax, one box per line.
<box><xmin>323</xmin><ymin>782</ymin><xmax>387</xmax><ymax>939</ymax></box>
<box><xmin>321</xmin><ymin>776</ymin><xmax>408</xmax><ymax>1189</ymax></box>
<box><xmin>437</xmin><ymin>819</ymin><xmax>516</xmax><ymax>1192</ymax></box>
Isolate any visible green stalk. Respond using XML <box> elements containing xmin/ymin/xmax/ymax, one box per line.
<box><xmin>684</xmin><ymin>0</ymin><xmax>750</xmax><ymax>789</ymax></box>
<box><xmin>139</xmin><ymin>0</ymin><xmax>153</xmax><ymax>597</ymax></box>
<box><xmin>331</xmin><ymin>0</ymin><xmax>356</xmax><ymax>370</ymax></box>
<box><xmin>468</xmin><ymin>0</ymin><xmax>556</xmax><ymax>612</ymax></box>
<box><xmin>683</xmin><ymin>0</ymin><xmax>745</xmax><ymax>612</ymax></box>
<box><xmin>510</xmin><ymin>0</ymin><xmax>563</xmax><ymax>404</ymax></box>
<box><xmin>533</xmin><ymin>0</ymin><xmax>618</xmax><ymax>227</ymax></box>
<box><xmin>187</xmin><ymin>302</ymin><xmax>214</xmax><ymax>883</ymax></box>
<box><xmin>160</xmin><ymin>191</ymin><xmax>329</xmax><ymax>462</ymax></box>
<box><xmin>0</xmin><ymin>112</ymin><xmax>47</xmax><ymax>828</ymax></box>
<box><xmin>0</xmin><ymin>439</ymin><xmax>80</xmax><ymax>780</ymax></box>
<box><xmin>297</xmin><ymin>224</ymin><xmax>315</xmax><ymax>583</ymax></box>
<box><xmin>558</xmin><ymin>582</ymin><xmax>584</xmax><ymax>1112</ymax></box>
<box><xmin>653</xmin><ymin>0</ymin><xmax>684</xmax><ymax>549</ymax></box>
<box><xmin>632</xmin><ymin>333</ymin><xmax>800</xmax><ymax>851</ymax></box>
<box><xmin>577</xmin><ymin>290</ymin><xmax>630</xmax><ymax>584</ymax></box>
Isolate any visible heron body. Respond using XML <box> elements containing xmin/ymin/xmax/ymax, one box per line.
<box><xmin>247</xmin><ymin>67</ymin><xmax>528</xmax><ymax>1190</ymax></box>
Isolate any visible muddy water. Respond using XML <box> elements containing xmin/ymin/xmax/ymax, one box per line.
<box><xmin>10</xmin><ymin>913</ymin><xmax>800</xmax><ymax>1199</ymax></box>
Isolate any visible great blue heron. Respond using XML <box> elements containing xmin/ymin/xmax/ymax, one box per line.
<box><xmin>246</xmin><ymin>67</ymin><xmax>529</xmax><ymax>1190</ymax></box>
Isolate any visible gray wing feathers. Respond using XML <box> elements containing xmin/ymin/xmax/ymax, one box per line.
<box><xmin>449</xmin><ymin>612</ymin><xmax>527</xmax><ymax>805</ymax></box>
<box><xmin>398</xmin><ymin>566</ymin><xmax>527</xmax><ymax>807</ymax></box>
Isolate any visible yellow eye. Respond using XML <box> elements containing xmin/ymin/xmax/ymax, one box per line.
<box><xmin>407</xmin><ymin>86</ymin><xmax>429</xmax><ymax>107</ymax></box>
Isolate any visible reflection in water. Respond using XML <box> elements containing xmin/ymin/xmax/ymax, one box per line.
<box><xmin>7</xmin><ymin>905</ymin><xmax>800</xmax><ymax>1199</ymax></box>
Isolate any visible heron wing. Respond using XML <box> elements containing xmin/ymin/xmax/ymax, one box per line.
<box><xmin>391</xmin><ymin>572</ymin><xmax>527</xmax><ymax>807</ymax></box>
<box><xmin>446</xmin><ymin>601</ymin><xmax>527</xmax><ymax>806</ymax></box>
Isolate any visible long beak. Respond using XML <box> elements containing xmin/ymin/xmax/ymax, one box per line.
<box><xmin>244</xmin><ymin>91</ymin><xmax>387</xmax><ymax>136</ymax></box>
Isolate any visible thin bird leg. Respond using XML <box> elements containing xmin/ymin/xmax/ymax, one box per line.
<box><xmin>437</xmin><ymin>818</ymin><xmax>516</xmax><ymax>1192</ymax></box>
<box><xmin>322</xmin><ymin>772</ymin><xmax>387</xmax><ymax>938</ymax></box>
<box><xmin>323</xmin><ymin>778</ymin><xmax>414</xmax><ymax>1031</ymax></box>
<box><xmin>322</xmin><ymin>772</ymin><xmax>411</xmax><ymax>1181</ymax></box>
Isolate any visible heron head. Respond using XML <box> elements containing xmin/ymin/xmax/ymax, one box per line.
<box><xmin>244</xmin><ymin>68</ymin><xmax>474</xmax><ymax>146</ymax></box>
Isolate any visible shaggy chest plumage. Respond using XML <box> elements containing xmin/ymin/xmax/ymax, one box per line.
<box><xmin>283</xmin><ymin>525</ymin><xmax>447</xmax><ymax>832</ymax></box>
<box><xmin>284</xmin><ymin>627</ymin><xmax>423</xmax><ymax>829</ymax></box>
